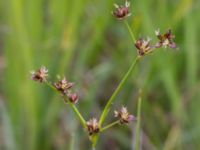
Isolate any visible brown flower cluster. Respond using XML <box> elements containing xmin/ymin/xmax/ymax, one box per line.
<box><xmin>135</xmin><ymin>38</ymin><xmax>153</xmax><ymax>56</ymax></box>
<box><xmin>30</xmin><ymin>2</ymin><xmax>177</xmax><ymax>142</ymax></box>
<box><xmin>155</xmin><ymin>29</ymin><xmax>176</xmax><ymax>49</ymax></box>
<box><xmin>114</xmin><ymin>106</ymin><xmax>136</xmax><ymax>124</ymax></box>
<box><xmin>31</xmin><ymin>67</ymin><xmax>78</xmax><ymax>103</ymax></box>
<box><xmin>112</xmin><ymin>1</ymin><xmax>177</xmax><ymax>57</ymax></box>
<box><xmin>86</xmin><ymin>106</ymin><xmax>135</xmax><ymax>136</ymax></box>
<box><xmin>29</xmin><ymin>1</ymin><xmax>179</xmax><ymax>148</ymax></box>
<box><xmin>135</xmin><ymin>29</ymin><xmax>176</xmax><ymax>56</ymax></box>
<box><xmin>31</xmin><ymin>67</ymin><xmax>136</xmax><ymax>136</ymax></box>
<box><xmin>54</xmin><ymin>77</ymin><xmax>73</xmax><ymax>94</ymax></box>
<box><xmin>54</xmin><ymin>77</ymin><xmax>78</xmax><ymax>103</ymax></box>
<box><xmin>31</xmin><ymin>66</ymin><xmax>48</xmax><ymax>83</ymax></box>
<box><xmin>112</xmin><ymin>1</ymin><xmax>131</xmax><ymax>20</ymax></box>
<box><xmin>86</xmin><ymin>118</ymin><xmax>100</xmax><ymax>136</ymax></box>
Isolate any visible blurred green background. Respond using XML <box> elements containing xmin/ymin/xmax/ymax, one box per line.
<box><xmin>0</xmin><ymin>0</ymin><xmax>200</xmax><ymax>149</ymax></box>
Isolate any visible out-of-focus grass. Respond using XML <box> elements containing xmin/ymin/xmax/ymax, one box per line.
<box><xmin>0</xmin><ymin>0</ymin><xmax>200</xmax><ymax>149</ymax></box>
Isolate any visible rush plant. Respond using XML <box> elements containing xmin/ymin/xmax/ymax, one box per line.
<box><xmin>30</xmin><ymin>1</ymin><xmax>176</xmax><ymax>149</ymax></box>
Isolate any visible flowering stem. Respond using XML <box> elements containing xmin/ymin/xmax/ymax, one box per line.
<box><xmin>99</xmin><ymin>56</ymin><xmax>140</xmax><ymax>126</ymax></box>
<box><xmin>91</xmin><ymin>135</ymin><xmax>98</xmax><ymax>150</ymax></box>
<box><xmin>135</xmin><ymin>92</ymin><xmax>142</xmax><ymax>150</ymax></box>
<box><xmin>91</xmin><ymin>145</ymin><xmax>96</xmax><ymax>150</ymax></box>
<box><xmin>124</xmin><ymin>20</ymin><xmax>136</xmax><ymax>43</ymax></box>
<box><xmin>100</xmin><ymin>120</ymin><xmax>120</xmax><ymax>132</ymax></box>
<box><xmin>68</xmin><ymin>101</ymin><xmax>87</xmax><ymax>128</ymax></box>
<box><xmin>45</xmin><ymin>81</ymin><xmax>86</xmax><ymax>129</ymax></box>
<box><xmin>45</xmin><ymin>81</ymin><xmax>58</xmax><ymax>92</ymax></box>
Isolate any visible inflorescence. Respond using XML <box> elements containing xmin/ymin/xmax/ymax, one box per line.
<box><xmin>112</xmin><ymin>1</ymin><xmax>131</xmax><ymax>20</ymax></box>
<box><xmin>112</xmin><ymin>1</ymin><xmax>177</xmax><ymax>57</ymax></box>
<box><xmin>31</xmin><ymin>66</ymin><xmax>135</xmax><ymax>136</ymax></box>
<box><xmin>114</xmin><ymin>106</ymin><xmax>136</xmax><ymax>124</ymax></box>
<box><xmin>30</xmin><ymin>0</ymin><xmax>177</xmax><ymax>147</ymax></box>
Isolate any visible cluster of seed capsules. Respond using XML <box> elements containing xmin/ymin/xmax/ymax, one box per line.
<box><xmin>31</xmin><ymin>0</ymin><xmax>177</xmax><ymax>136</ymax></box>
<box><xmin>31</xmin><ymin>66</ymin><xmax>135</xmax><ymax>135</ymax></box>
<box><xmin>112</xmin><ymin>1</ymin><xmax>177</xmax><ymax>56</ymax></box>
<box><xmin>31</xmin><ymin>66</ymin><xmax>78</xmax><ymax>103</ymax></box>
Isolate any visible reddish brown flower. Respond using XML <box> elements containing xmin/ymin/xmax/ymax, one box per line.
<box><xmin>114</xmin><ymin>106</ymin><xmax>136</xmax><ymax>124</ymax></box>
<box><xmin>112</xmin><ymin>1</ymin><xmax>131</xmax><ymax>20</ymax></box>
<box><xmin>155</xmin><ymin>29</ymin><xmax>176</xmax><ymax>49</ymax></box>
<box><xmin>135</xmin><ymin>38</ymin><xmax>153</xmax><ymax>56</ymax></box>
<box><xmin>86</xmin><ymin>118</ymin><xmax>100</xmax><ymax>135</ymax></box>
<box><xmin>67</xmin><ymin>92</ymin><xmax>78</xmax><ymax>103</ymax></box>
<box><xmin>31</xmin><ymin>66</ymin><xmax>48</xmax><ymax>83</ymax></box>
<box><xmin>54</xmin><ymin>78</ymin><xmax>74</xmax><ymax>94</ymax></box>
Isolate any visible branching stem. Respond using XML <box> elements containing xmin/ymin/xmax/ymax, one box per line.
<box><xmin>45</xmin><ymin>81</ymin><xmax>86</xmax><ymax>129</ymax></box>
<box><xmin>101</xmin><ymin>120</ymin><xmax>120</xmax><ymax>132</ymax></box>
<box><xmin>99</xmin><ymin>56</ymin><xmax>140</xmax><ymax>126</ymax></box>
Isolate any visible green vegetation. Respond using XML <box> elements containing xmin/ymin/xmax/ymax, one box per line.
<box><xmin>1</xmin><ymin>0</ymin><xmax>200</xmax><ymax>149</ymax></box>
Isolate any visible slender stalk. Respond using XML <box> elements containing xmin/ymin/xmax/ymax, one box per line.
<box><xmin>91</xmin><ymin>135</ymin><xmax>98</xmax><ymax>150</ymax></box>
<box><xmin>124</xmin><ymin>20</ymin><xmax>136</xmax><ymax>43</ymax></box>
<box><xmin>45</xmin><ymin>81</ymin><xmax>86</xmax><ymax>128</ymax></box>
<box><xmin>45</xmin><ymin>81</ymin><xmax>58</xmax><ymax>92</ymax></box>
<box><xmin>68</xmin><ymin>101</ymin><xmax>87</xmax><ymax>128</ymax></box>
<box><xmin>135</xmin><ymin>93</ymin><xmax>142</xmax><ymax>150</ymax></box>
<box><xmin>70</xmin><ymin>133</ymin><xmax>75</xmax><ymax>150</ymax></box>
<box><xmin>100</xmin><ymin>120</ymin><xmax>120</xmax><ymax>132</ymax></box>
<box><xmin>99</xmin><ymin>56</ymin><xmax>140</xmax><ymax>126</ymax></box>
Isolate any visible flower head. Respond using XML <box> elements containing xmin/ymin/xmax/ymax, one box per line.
<box><xmin>155</xmin><ymin>29</ymin><xmax>176</xmax><ymax>49</ymax></box>
<box><xmin>135</xmin><ymin>38</ymin><xmax>153</xmax><ymax>56</ymax></box>
<box><xmin>112</xmin><ymin>1</ymin><xmax>131</xmax><ymax>20</ymax></box>
<box><xmin>31</xmin><ymin>66</ymin><xmax>48</xmax><ymax>83</ymax></box>
<box><xmin>54</xmin><ymin>78</ymin><xmax>74</xmax><ymax>94</ymax></box>
<box><xmin>114</xmin><ymin>106</ymin><xmax>136</xmax><ymax>124</ymax></box>
<box><xmin>86</xmin><ymin>118</ymin><xmax>100</xmax><ymax>135</ymax></box>
<box><xmin>67</xmin><ymin>92</ymin><xmax>78</xmax><ymax>103</ymax></box>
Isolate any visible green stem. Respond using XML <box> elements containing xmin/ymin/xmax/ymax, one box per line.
<box><xmin>68</xmin><ymin>101</ymin><xmax>86</xmax><ymax>128</ymax></box>
<box><xmin>45</xmin><ymin>81</ymin><xmax>58</xmax><ymax>92</ymax></box>
<box><xmin>45</xmin><ymin>81</ymin><xmax>86</xmax><ymax>128</ymax></box>
<box><xmin>124</xmin><ymin>20</ymin><xmax>136</xmax><ymax>43</ymax></box>
<box><xmin>100</xmin><ymin>120</ymin><xmax>120</xmax><ymax>132</ymax></box>
<box><xmin>70</xmin><ymin>133</ymin><xmax>75</xmax><ymax>150</ymax></box>
<box><xmin>91</xmin><ymin>135</ymin><xmax>98</xmax><ymax>150</ymax></box>
<box><xmin>99</xmin><ymin>56</ymin><xmax>140</xmax><ymax>126</ymax></box>
<box><xmin>91</xmin><ymin>146</ymin><xmax>96</xmax><ymax>150</ymax></box>
<box><xmin>135</xmin><ymin>93</ymin><xmax>142</xmax><ymax>150</ymax></box>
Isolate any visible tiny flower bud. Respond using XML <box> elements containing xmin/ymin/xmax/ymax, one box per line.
<box><xmin>86</xmin><ymin>118</ymin><xmax>100</xmax><ymax>135</ymax></box>
<box><xmin>54</xmin><ymin>78</ymin><xmax>74</xmax><ymax>94</ymax></box>
<box><xmin>31</xmin><ymin>66</ymin><xmax>48</xmax><ymax>83</ymax></box>
<box><xmin>114</xmin><ymin>106</ymin><xmax>136</xmax><ymax>124</ymax></box>
<box><xmin>112</xmin><ymin>1</ymin><xmax>131</xmax><ymax>20</ymax></box>
<box><xmin>135</xmin><ymin>38</ymin><xmax>153</xmax><ymax>56</ymax></box>
<box><xmin>67</xmin><ymin>93</ymin><xmax>78</xmax><ymax>103</ymax></box>
<box><xmin>155</xmin><ymin>29</ymin><xmax>176</xmax><ymax>49</ymax></box>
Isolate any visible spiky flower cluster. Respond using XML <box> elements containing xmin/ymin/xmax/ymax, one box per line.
<box><xmin>114</xmin><ymin>106</ymin><xmax>136</xmax><ymax>124</ymax></box>
<box><xmin>134</xmin><ymin>38</ymin><xmax>153</xmax><ymax>56</ymax></box>
<box><xmin>31</xmin><ymin>66</ymin><xmax>135</xmax><ymax>136</ymax></box>
<box><xmin>30</xmin><ymin>0</ymin><xmax>177</xmax><ymax>148</ymax></box>
<box><xmin>31</xmin><ymin>66</ymin><xmax>48</xmax><ymax>83</ymax></box>
<box><xmin>155</xmin><ymin>29</ymin><xmax>176</xmax><ymax>49</ymax></box>
<box><xmin>112</xmin><ymin>1</ymin><xmax>177</xmax><ymax>57</ymax></box>
<box><xmin>86</xmin><ymin>106</ymin><xmax>135</xmax><ymax>135</ymax></box>
<box><xmin>31</xmin><ymin>67</ymin><xmax>78</xmax><ymax>103</ymax></box>
<box><xmin>86</xmin><ymin>118</ymin><xmax>100</xmax><ymax>135</ymax></box>
<box><xmin>112</xmin><ymin>1</ymin><xmax>131</xmax><ymax>20</ymax></box>
<box><xmin>134</xmin><ymin>29</ymin><xmax>176</xmax><ymax>56</ymax></box>
<box><xmin>54</xmin><ymin>77</ymin><xmax>74</xmax><ymax>94</ymax></box>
